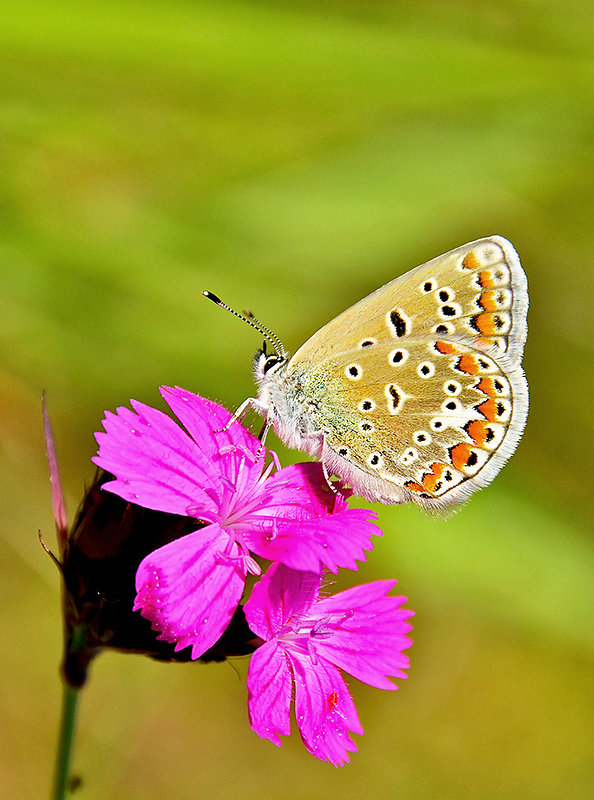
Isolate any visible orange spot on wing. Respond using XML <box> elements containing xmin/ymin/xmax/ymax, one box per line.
<box><xmin>449</xmin><ymin>443</ymin><xmax>473</xmax><ymax>471</ymax></box>
<box><xmin>461</xmin><ymin>251</ymin><xmax>480</xmax><ymax>271</ymax></box>
<box><xmin>479</xmin><ymin>290</ymin><xmax>498</xmax><ymax>312</ymax></box>
<box><xmin>478</xmin><ymin>270</ymin><xmax>495</xmax><ymax>288</ymax></box>
<box><xmin>421</xmin><ymin>462</ymin><xmax>448</xmax><ymax>492</ymax></box>
<box><xmin>457</xmin><ymin>354</ymin><xmax>480</xmax><ymax>374</ymax></box>
<box><xmin>465</xmin><ymin>420</ymin><xmax>490</xmax><ymax>447</ymax></box>
<box><xmin>473</xmin><ymin>313</ymin><xmax>497</xmax><ymax>335</ymax></box>
<box><xmin>476</xmin><ymin>398</ymin><xmax>499</xmax><ymax>421</ymax></box>
<box><xmin>405</xmin><ymin>480</ymin><xmax>425</xmax><ymax>494</ymax></box>
<box><xmin>435</xmin><ymin>340</ymin><xmax>461</xmax><ymax>355</ymax></box>
<box><xmin>476</xmin><ymin>377</ymin><xmax>498</xmax><ymax>396</ymax></box>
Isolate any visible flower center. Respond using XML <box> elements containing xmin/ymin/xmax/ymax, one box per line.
<box><xmin>276</xmin><ymin>609</ymin><xmax>355</xmax><ymax>660</ymax></box>
<box><xmin>216</xmin><ymin>535</ymin><xmax>261</xmax><ymax>576</ymax></box>
<box><xmin>214</xmin><ymin>447</ymin><xmax>275</xmax><ymax>527</ymax></box>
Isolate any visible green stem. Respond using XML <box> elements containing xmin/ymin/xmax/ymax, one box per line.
<box><xmin>52</xmin><ymin>682</ymin><xmax>81</xmax><ymax>800</ymax></box>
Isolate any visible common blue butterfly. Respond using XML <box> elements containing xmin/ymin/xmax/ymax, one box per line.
<box><xmin>206</xmin><ymin>236</ymin><xmax>528</xmax><ymax>509</ymax></box>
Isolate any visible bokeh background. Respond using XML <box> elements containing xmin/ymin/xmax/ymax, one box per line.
<box><xmin>1</xmin><ymin>1</ymin><xmax>592</xmax><ymax>798</ymax></box>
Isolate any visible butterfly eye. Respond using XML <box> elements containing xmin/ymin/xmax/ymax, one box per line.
<box><xmin>254</xmin><ymin>346</ymin><xmax>286</xmax><ymax>379</ymax></box>
<box><xmin>262</xmin><ymin>355</ymin><xmax>282</xmax><ymax>374</ymax></box>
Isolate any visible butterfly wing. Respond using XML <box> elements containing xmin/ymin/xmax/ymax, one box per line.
<box><xmin>285</xmin><ymin>236</ymin><xmax>528</xmax><ymax>508</ymax></box>
<box><xmin>291</xmin><ymin>236</ymin><xmax>527</xmax><ymax>368</ymax></box>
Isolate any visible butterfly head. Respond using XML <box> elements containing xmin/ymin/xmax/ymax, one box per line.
<box><xmin>202</xmin><ymin>289</ymin><xmax>289</xmax><ymax>400</ymax></box>
<box><xmin>253</xmin><ymin>340</ymin><xmax>288</xmax><ymax>406</ymax></box>
<box><xmin>253</xmin><ymin>341</ymin><xmax>286</xmax><ymax>379</ymax></box>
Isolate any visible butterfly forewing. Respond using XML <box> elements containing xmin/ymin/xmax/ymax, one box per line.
<box><xmin>289</xmin><ymin>236</ymin><xmax>527</xmax><ymax>369</ymax></box>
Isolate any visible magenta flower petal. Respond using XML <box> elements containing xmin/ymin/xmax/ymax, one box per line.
<box><xmin>311</xmin><ymin>582</ymin><xmax>414</xmax><ymax>690</ymax></box>
<box><xmin>246</xmin><ymin>642</ymin><xmax>292</xmax><ymax>746</ymax></box>
<box><xmin>93</xmin><ymin>388</ymin><xmax>384</xmax><ymax>662</ymax></box>
<box><xmin>245</xmin><ymin>563</ymin><xmax>413</xmax><ymax>765</ymax></box>
<box><xmin>93</xmin><ymin>402</ymin><xmax>221</xmax><ymax>518</ymax></box>
<box><xmin>134</xmin><ymin>524</ymin><xmax>246</xmax><ymax>659</ymax></box>
<box><xmin>242</xmin><ymin>462</ymin><xmax>380</xmax><ymax>573</ymax></box>
<box><xmin>245</xmin><ymin>561</ymin><xmax>320</xmax><ymax>641</ymax></box>
<box><xmin>288</xmin><ymin>651</ymin><xmax>362</xmax><ymax>766</ymax></box>
<box><xmin>159</xmin><ymin>386</ymin><xmax>259</xmax><ymax>463</ymax></box>
<box><xmin>94</xmin><ymin>390</ymin><xmax>379</xmax><ymax>574</ymax></box>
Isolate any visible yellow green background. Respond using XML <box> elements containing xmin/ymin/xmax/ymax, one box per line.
<box><xmin>1</xmin><ymin>1</ymin><xmax>592</xmax><ymax>798</ymax></box>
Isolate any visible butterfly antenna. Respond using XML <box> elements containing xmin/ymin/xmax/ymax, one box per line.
<box><xmin>202</xmin><ymin>291</ymin><xmax>286</xmax><ymax>359</ymax></box>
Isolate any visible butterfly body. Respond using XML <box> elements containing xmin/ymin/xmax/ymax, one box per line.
<box><xmin>253</xmin><ymin>236</ymin><xmax>528</xmax><ymax>509</ymax></box>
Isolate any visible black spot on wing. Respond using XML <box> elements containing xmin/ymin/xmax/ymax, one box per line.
<box><xmin>389</xmin><ymin>310</ymin><xmax>407</xmax><ymax>337</ymax></box>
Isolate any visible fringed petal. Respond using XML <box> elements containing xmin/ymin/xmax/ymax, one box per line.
<box><xmin>247</xmin><ymin>642</ymin><xmax>292</xmax><ymax>746</ymax></box>
<box><xmin>134</xmin><ymin>524</ymin><xmax>246</xmax><ymax>659</ymax></box>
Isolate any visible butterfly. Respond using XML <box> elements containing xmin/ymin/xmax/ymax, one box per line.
<box><xmin>205</xmin><ymin>236</ymin><xmax>528</xmax><ymax>510</ymax></box>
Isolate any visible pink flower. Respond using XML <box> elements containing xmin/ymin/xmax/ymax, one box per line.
<box><xmin>245</xmin><ymin>562</ymin><xmax>413</xmax><ymax>766</ymax></box>
<box><xmin>92</xmin><ymin>387</ymin><xmax>379</xmax><ymax>659</ymax></box>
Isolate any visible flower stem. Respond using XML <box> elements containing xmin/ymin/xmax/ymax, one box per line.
<box><xmin>52</xmin><ymin>682</ymin><xmax>81</xmax><ymax>800</ymax></box>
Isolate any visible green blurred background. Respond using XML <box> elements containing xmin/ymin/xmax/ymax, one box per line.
<box><xmin>1</xmin><ymin>1</ymin><xmax>592</xmax><ymax>798</ymax></box>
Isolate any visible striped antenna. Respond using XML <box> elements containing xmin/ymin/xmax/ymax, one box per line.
<box><xmin>202</xmin><ymin>291</ymin><xmax>286</xmax><ymax>359</ymax></box>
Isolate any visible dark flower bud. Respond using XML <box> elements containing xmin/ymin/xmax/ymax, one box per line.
<box><xmin>59</xmin><ymin>471</ymin><xmax>256</xmax><ymax>687</ymax></box>
<box><xmin>43</xmin><ymin>400</ymin><xmax>256</xmax><ymax>688</ymax></box>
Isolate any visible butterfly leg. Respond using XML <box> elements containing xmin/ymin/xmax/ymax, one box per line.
<box><xmin>254</xmin><ymin>417</ymin><xmax>273</xmax><ymax>460</ymax></box>
<box><xmin>322</xmin><ymin>461</ymin><xmax>340</xmax><ymax>496</ymax></box>
<box><xmin>214</xmin><ymin>397</ymin><xmax>266</xmax><ymax>433</ymax></box>
<box><xmin>214</xmin><ymin>397</ymin><xmax>273</xmax><ymax>463</ymax></box>
<box><xmin>309</xmin><ymin>431</ymin><xmax>340</xmax><ymax>495</ymax></box>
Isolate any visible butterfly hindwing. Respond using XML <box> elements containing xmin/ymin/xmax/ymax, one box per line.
<box><xmin>301</xmin><ymin>336</ymin><xmax>527</xmax><ymax>508</ymax></box>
